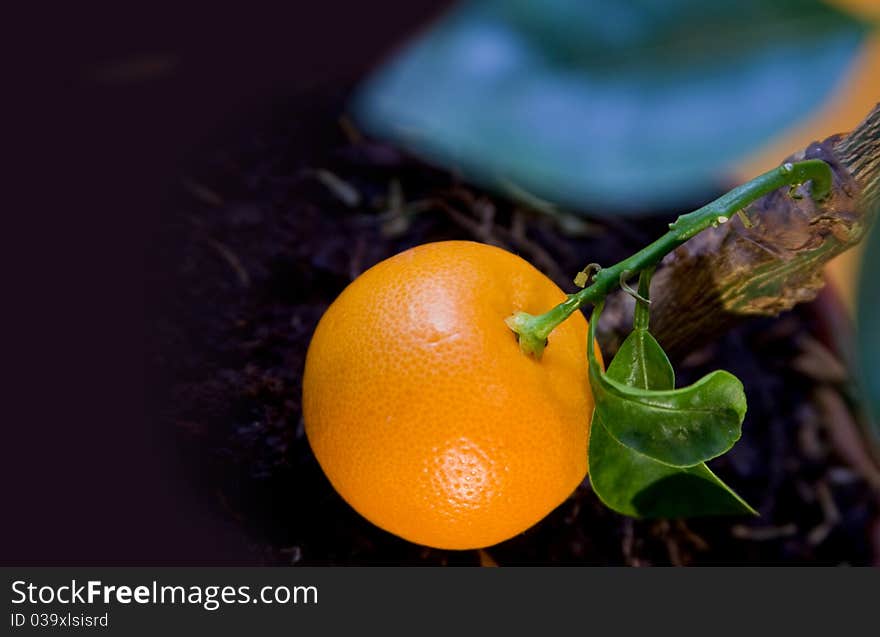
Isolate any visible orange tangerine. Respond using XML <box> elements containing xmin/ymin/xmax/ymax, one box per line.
<box><xmin>303</xmin><ymin>240</ymin><xmax>598</xmax><ymax>549</ymax></box>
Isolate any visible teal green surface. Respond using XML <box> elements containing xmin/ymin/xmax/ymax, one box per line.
<box><xmin>353</xmin><ymin>0</ymin><xmax>866</xmax><ymax>211</ymax></box>
<box><xmin>857</xmin><ymin>220</ymin><xmax>880</xmax><ymax>438</ymax></box>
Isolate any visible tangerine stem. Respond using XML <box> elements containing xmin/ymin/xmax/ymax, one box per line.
<box><xmin>507</xmin><ymin>159</ymin><xmax>832</xmax><ymax>358</ymax></box>
<box><xmin>632</xmin><ymin>267</ymin><xmax>654</xmax><ymax>332</ymax></box>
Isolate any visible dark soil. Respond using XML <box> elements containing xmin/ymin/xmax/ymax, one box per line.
<box><xmin>146</xmin><ymin>89</ymin><xmax>880</xmax><ymax>565</ymax></box>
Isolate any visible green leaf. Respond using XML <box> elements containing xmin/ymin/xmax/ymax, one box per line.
<box><xmin>352</xmin><ymin>0</ymin><xmax>867</xmax><ymax>212</ymax></box>
<box><xmin>588</xmin><ymin>305</ymin><xmax>746</xmax><ymax>467</ymax></box>
<box><xmin>589</xmin><ymin>411</ymin><xmax>757</xmax><ymax>518</ymax></box>
<box><xmin>606</xmin><ymin>329</ymin><xmax>675</xmax><ymax>391</ymax></box>
<box><xmin>587</xmin><ymin>300</ymin><xmax>756</xmax><ymax>517</ymax></box>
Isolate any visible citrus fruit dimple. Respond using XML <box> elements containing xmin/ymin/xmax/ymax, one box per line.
<box><xmin>302</xmin><ymin>240</ymin><xmax>598</xmax><ymax>550</ymax></box>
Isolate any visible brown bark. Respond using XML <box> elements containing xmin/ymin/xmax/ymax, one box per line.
<box><xmin>606</xmin><ymin>104</ymin><xmax>880</xmax><ymax>360</ymax></box>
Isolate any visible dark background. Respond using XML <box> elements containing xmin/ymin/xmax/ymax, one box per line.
<box><xmin>2</xmin><ymin>2</ymin><xmax>448</xmax><ymax>565</ymax></box>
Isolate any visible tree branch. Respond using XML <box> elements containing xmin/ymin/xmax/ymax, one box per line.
<box><xmin>605</xmin><ymin>104</ymin><xmax>880</xmax><ymax>360</ymax></box>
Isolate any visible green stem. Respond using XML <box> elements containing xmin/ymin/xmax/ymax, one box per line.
<box><xmin>632</xmin><ymin>267</ymin><xmax>654</xmax><ymax>331</ymax></box>
<box><xmin>506</xmin><ymin>159</ymin><xmax>832</xmax><ymax>358</ymax></box>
